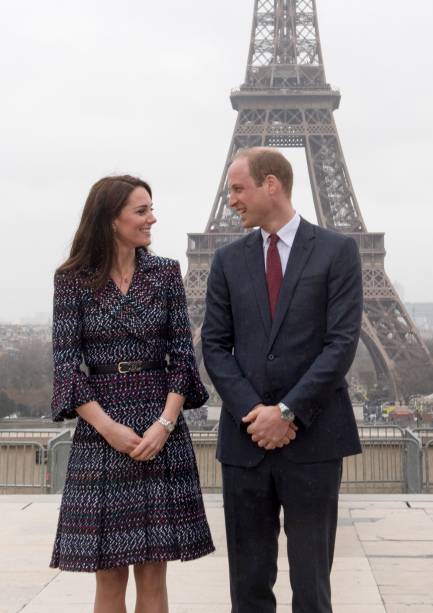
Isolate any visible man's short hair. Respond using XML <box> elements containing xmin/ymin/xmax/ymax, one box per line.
<box><xmin>234</xmin><ymin>147</ymin><xmax>293</xmax><ymax>197</ymax></box>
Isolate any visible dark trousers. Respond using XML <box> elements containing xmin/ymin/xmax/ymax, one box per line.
<box><xmin>222</xmin><ymin>453</ymin><xmax>342</xmax><ymax>613</ymax></box>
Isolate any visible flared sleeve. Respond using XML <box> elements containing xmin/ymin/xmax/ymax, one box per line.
<box><xmin>51</xmin><ymin>272</ymin><xmax>97</xmax><ymax>421</ymax></box>
<box><xmin>166</xmin><ymin>261</ymin><xmax>209</xmax><ymax>410</ymax></box>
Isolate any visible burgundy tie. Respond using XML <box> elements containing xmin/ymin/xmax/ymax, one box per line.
<box><xmin>266</xmin><ymin>234</ymin><xmax>283</xmax><ymax>320</ymax></box>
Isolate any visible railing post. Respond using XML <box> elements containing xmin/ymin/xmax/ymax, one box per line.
<box><xmin>48</xmin><ymin>440</ymin><xmax>72</xmax><ymax>493</ymax></box>
<box><xmin>47</xmin><ymin>430</ymin><xmax>71</xmax><ymax>493</ymax></box>
<box><xmin>424</xmin><ymin>440</ymin><xmax>433</xmax><ymax>494</ymax></box>
<box><xmin>404</xmin><ymin>429</ymin><xmax>423</xmax><ymax>493</ymax></box>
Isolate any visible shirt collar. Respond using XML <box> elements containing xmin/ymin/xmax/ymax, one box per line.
<box><xmin>261</xmin><ymin>212</ymin><xmax>301</xmax><ymax>247</ymax></box>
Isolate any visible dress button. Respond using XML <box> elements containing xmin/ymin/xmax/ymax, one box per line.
<box><xmin>268</xmin><ymin>354</ymin><xmax>275</xmax><ymax>361</ymax></box>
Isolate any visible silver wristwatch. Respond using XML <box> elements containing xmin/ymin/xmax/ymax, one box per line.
<box><xmin>157</xmin><ymin>416</ymin><xmax>176</xmax><ymax>433</ymax></box>
<box><xmin>278</xmin><ymin>402</ymin><xmax>295</xmax><ymax>423</ymax></box>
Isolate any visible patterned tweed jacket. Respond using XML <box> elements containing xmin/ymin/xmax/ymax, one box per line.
<box><xmin>51</xmin><ymin>248</ymin><xmax>208</xmax><ymax>421</ymax></box>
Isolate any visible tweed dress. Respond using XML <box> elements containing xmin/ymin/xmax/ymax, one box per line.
<box><xmin>49</xmin><ymin>249</ymin><xmax>215</xmax><ymax>572</ymax></box>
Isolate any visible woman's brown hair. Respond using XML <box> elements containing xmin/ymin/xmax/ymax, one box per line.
<box><xmin>57</xmin><ymin>175</ymin><xmax>152</xmax><ymax>290</ymax></box>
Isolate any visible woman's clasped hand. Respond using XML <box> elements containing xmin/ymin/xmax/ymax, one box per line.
<box><xmin>129</xmin><ymin>421</ymin><xmax>171</xmax><ymax>462</ymax></box>
<box><xmin>100</xmin><ymin>419</ymin><xmax>169</xmax><ymax>461</ymax></box>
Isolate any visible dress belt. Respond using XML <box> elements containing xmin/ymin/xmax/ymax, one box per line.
<box><xmin>89</xmin><ymin>360</ymin><xmax>167</xmax><ymax>375</ymax></box>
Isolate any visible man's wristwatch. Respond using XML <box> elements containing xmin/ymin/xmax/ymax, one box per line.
<box><xmin>157</xmin><ymin>416</ymin><xmax>176</xmax><ymax>433</ymax></box>
<box><xmin>278</xmin><ymin>402</ymin><xmax>295</xmax><ymax>423</ymax></box>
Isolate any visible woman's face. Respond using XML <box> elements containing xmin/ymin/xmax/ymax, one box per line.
<box><xmin>113</xmin><ymin>186</ymin><xmax>156</xmax><ymax>249</ymax></box>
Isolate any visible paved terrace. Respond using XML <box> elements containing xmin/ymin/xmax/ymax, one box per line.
<box><xmin>1</xmin><ymin>494</ymin><xmax>433</xmax><ymax>613</ymax></box>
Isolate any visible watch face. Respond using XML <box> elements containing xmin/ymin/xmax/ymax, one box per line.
<box><xmin>280</xmin><ymin>405</ymin><xmax>294</xmax><ymax>422</ymax></box>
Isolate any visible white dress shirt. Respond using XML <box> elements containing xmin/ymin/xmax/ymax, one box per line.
<box><xmin>261</xmin><ymin>212</ymin><xmax>301</xmax><ymax>274</ymax></box>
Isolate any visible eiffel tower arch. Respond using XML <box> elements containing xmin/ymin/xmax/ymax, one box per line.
<box><xmin>185</xmin><ymin>0</ymin><xmax>433</xmax><ymax>402</ymax></box>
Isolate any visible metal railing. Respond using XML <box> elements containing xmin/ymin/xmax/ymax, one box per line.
<box><xmin>193</xmin><ymin>426</ymin><xmax>423</xmax><ymax>494</ymax></box>
<box><xmin>414</xmin><ymin>428</ymin><xmax>433</xmax><ymax>440</ymax></box>
<box><xmin>422</xmin><ymin>438</ymin><xmax>433</xmax><ymax>494</ymax></box>
<box><xmin>357</xmin><ymin>425</ymin><xmax>405</xmax><ymax>438</ymax></box>
<box><xmin>191</xmin><ymin>432</ymin><xmax>221</xmax><ymax>493</ymax></box>
<box><xmin>192</xmin><ymin>427</ymin><xmax>422</xmax><ymax>495</ymax></box>
<box><xmin>341</xmin><ymin>429</ymin><xmax>422</xmax><ymax>494</ymax></box>
<box><xmin>0</xmin><ymin>441</ymin><xmax>48</xmax><ymax>493</ymax></box>
<box><xmin>0</xmin><ymin>429</ymin><xmax>64</xmax><ymax>440</ymax></box>
<box><xmin>0</xmin><ymin>426</ymin><xmax>431</xmax><ymax>494</ymax></box>
<box><xmin>413</xmin><ymin>429</ymin><xmax>433</xmax><ymax>493</ymax></box>
<box><xmin>0</xmin><ymin>429</ymin><xmax>71</xmax><ymax>494</ymax></box>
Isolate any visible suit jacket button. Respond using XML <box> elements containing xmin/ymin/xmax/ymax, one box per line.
<box><xmin>268</xmin><ymin>354</ymin><xmax>275</xmax><ymax>361</ymax></box>
<box><xmin>264</xmin><ymin>393</ymin><xmax>271</xmax><ymax>402</ymax></box>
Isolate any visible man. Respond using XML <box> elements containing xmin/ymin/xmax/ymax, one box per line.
<box><xmin>201</xmin><ymin>147</ymin><xmax>363</xmax><ymax>613</ymax></box>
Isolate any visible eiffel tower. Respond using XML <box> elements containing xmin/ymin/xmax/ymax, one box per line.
<box><xmin>184</xmin><ymin>0</ymin><xmax>433</xmax><ymax>402</ymax></box>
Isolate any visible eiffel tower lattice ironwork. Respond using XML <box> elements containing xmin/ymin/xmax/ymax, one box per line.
<box><xmin>184</xmin><ymin>0</ymin><xmax>433</xmax><ymax>402</ymax></box>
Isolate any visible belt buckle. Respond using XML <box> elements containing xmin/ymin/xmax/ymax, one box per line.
<box><xmin>118</xmin><ymin>361</ymin><xmax>142</xmax><ymax>374</ymax></box>
<box><xmin>118</xmin><ymin>361</ymin><xmax>130</xmax><ymax>374</ymax></box>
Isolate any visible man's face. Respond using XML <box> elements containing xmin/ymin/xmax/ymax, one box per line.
<box><xmin>228</xmin><ymin>158</ymin><xmax>270</xmax><ymax>229</ymax></box>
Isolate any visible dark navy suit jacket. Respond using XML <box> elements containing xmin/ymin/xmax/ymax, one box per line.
<box><xmin>201</xmin><ymin>218</ymin><xmax>363</xmax><ymax>467</ymax></box>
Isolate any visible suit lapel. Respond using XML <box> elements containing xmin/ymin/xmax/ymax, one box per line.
<box><xmin>268</xmin><ymin>218</ymin><xmax>316</xmax><ymax>349</ymax></box>
<box><xmin>244</xmin><ymin>230</ymin><xmax>272</xmax><ymax>336</ymax></box>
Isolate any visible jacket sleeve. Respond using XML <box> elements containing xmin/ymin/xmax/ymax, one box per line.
<box><xmin>165</xmin><ymin>261</ymin><xmax>208</xmax><ymax>410</ymax></box>
<box><xmin>51</xmin><ymin>272</ymin><xmax>97</xmax><ymax>422</ymax></box>
<box><xmin>282</xmin><ymin>236</ymin><xmax>363</xmax><ymax>428</ymax></box>
<box><xmin>201</xmin><ymin>249</ymin><xmax>262</xmax><ymax>427</ymax></box>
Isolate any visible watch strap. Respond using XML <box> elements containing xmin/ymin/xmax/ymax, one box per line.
<box><xmin>157</xmin><ymin>416</ymin><xmax>175</xmax><ymax>433</ymax></box>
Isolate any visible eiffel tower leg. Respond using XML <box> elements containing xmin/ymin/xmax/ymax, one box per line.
<box><xmin>362</xmin><ymin>314</ymin><xmax>401</xmax><ymax>401</ymax></box>
<box><xmin>363</xmin><ymin>273</ymin><xmax>433</xmax><ymax>399</ymax></box>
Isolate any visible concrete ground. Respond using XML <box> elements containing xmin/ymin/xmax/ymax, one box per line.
<box><xmin>1</xmin><ymin>494</ymin><xmax>433</xmax><ymax>613</ymax></box>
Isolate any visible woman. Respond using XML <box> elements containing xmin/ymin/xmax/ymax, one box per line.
<box><xmin>50</xmin><ymin>175</ymin><xmax>214</xmax><ymax>613</ymax></box>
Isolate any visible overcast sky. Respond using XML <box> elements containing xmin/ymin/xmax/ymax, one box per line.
<box><xmin>1</xmin><ymin>0</ymin><xmax>432</xmax><ymax>323</ymax></box>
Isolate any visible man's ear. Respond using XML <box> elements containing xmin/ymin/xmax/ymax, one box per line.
<box><xmin>265</xmin><ymin>174</ymin><xmax>280</xmax><ymax>196</ymax></box>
